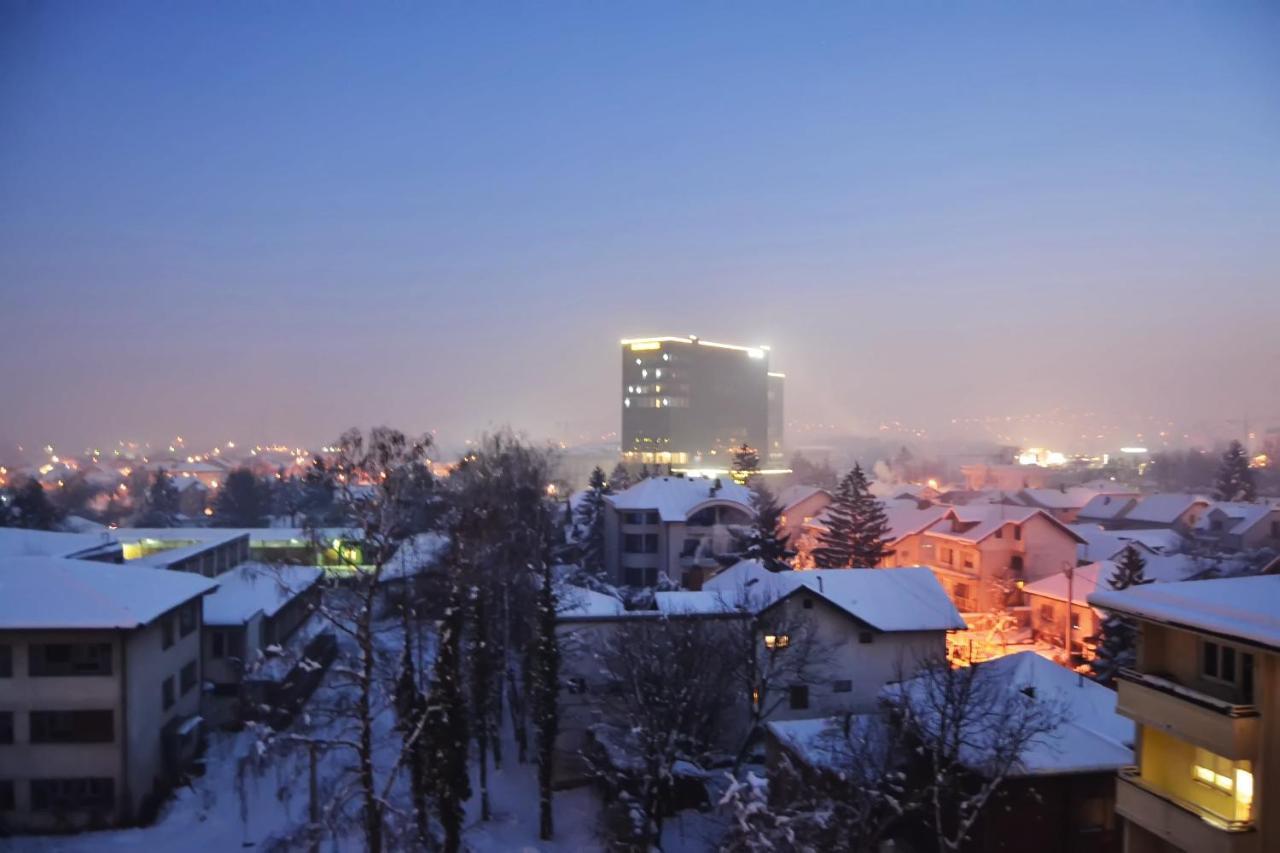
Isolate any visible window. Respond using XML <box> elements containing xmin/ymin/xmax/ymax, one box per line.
<box><xmin>941</xmin><ymin>547</ymin><xmax>954</xmax><ymax>565</ymax></box>
<box><xmin>0</xmin><ymin>779</ymin><xmax>13</xmax><ymax>811</ymax></box>
<box><xmin>30</xmin><ymin>778</ymin><xmax>115</xmax><ymax>812</ymax></box>
<box><xmin>624</xmin><ymin>567</ymin><xmax>658</xmax><ymax>587</ymax></box>
<box><xmin>0</xmin><ymin>644</ymin><xmax>10</xmax><ymax>677</ymax></box>
<box><xmin>859</xmin><ymin>631</ymin><xmax>874</xmax><ymax>645</ymax></box>
<box><xmin>623</xmin><ymin>534</ymin><xmax>643</xmax><ymax>553</ymax></box>
<box><xmin>1070</xmin><ymin>610</ymin><xmax>1081</xmax><ymax>630</ymax></box>
<box><xmin>1202</xmin><ymin>641</ymin><xmax>1249</xmax><ymax>687</ymax></box>
<box><xmin>29</xmin><ymin>710</ymin><xmax>114</xmax><ymax>743</ymax></box>
<box><xmin>962</xmin><ymin>552</ymin><xmax>975</xmax><ymax>570</ymax></box>
<box><xmin>1039</xmin><ymin>604</ymin><xmax>1056</xmax><ymax>623</ymax></box>
<box><xmin>1013</xmin><ymin>526</ymin><xmax>1022</xmax><ymax>541</ymax></box>
<box><xmin>0</xmin><ymin>711</ymin><xmax>12</xmax><ymax>744</ymax></box>
<box><xmin>646</xmin><ymin>511</ymin><xmax>660</xmax><ymax>524</ymax></box>
<box><xmin>1192</xmin><ymin>748</ymin><xmax>1252</xmax><ymax>806</ymax></box>
<box><xmin>832</xmin><ymin>680</ymin><xmax>853</xmax><ymax>693</ymax></box>
<box><xmin>180</xmin><ymin>661</ymin><xmax>198</xmax><ymax>694</ymax></box>
<box><xmin>1010</xmin><ymin>555</ymin><xmax>1024</xmax><ymax>574</ymax></box>
<box><xmin>994</xmin><ymin>527</ymin><xmax>1003</xmax><ymax>539</ymax></box>
<box><xmin>789</xmin><ymin>685</ymin><xmax>810</xmax><ymax>710</ymax></box>
<box><xmin>623</xmin><ymin>512</ymin><xmax>645</xmax><ymax>525</ymax></box>
<box><xmin>764</xmin><ymin>634</ymin><xmax>790</xmax><ymax>650</ymax></box>
<box><xmin>29</xmin><ymin>643</ymin><xmax>112</xmax><ymax>676</ymax></box>
<box><xmin>211</xmin><ymin>631</ymin><xmax>226</xmax><ymax>659</ymax></box>
<box><xmin>162</xmin><ymin>676</ymin><xmax>175</xmax><ymax>711</ymax></box>
<box><xmin>953</xmin><ymin>583</ymin><xmax>975</xmax><ymax>611</ymax></box>
<box><xmin>178</xmin><ymin>602</ymin><xmax>197</xmax><ymax>637</ymax></box>
<box><xmin>802</xmin><ymin>598</ymin><xmax>814</xmax><ymax>610</ymax></box>
<box><xmin>162</xmin><ymin>615</ymin><xmax>175</xmax><ymax>649</ymax></box>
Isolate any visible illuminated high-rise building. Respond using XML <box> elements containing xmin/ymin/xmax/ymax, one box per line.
<box><xmin>620</xmin><ymin>335</ymin><xmax>784</xmax><ymax>470</ymax></box>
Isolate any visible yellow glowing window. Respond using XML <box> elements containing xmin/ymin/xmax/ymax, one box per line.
<box><xmin>1193</xmin><ymin>748</ymin><xmax>1236</xmax><ymax>795</ymax></box>
<box><xmin>764</xmin><ymin>634</ymin><xmax>790</xmax><ymax>650</ymax></box>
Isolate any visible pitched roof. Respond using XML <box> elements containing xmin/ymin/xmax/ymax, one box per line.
<box><xmin>1089</xmin><ymin>574</ymin><xmax>1280</xmax><ymax>650</ymax></box>
<box><xmin>0</xmin><ymin>528</ymin><xmax>119</xmax><ymax>560</ymax></box>
<box><xmin>703</xmin><ymin>561</ymin><xmax>966</xmax><ymax>632</ymax></box>
<box><xmin>559</xmin><ymin>585</ymin><xmax>628</xmax><ymax>619</ymax></box>
<box><xmin>0</xmin><ymin>556</ymin><xmax>216</xmax><ymax>630</ymax></box>
<box><xmin>922</xmin><ymin>505</ymin><xmax>1086</xmax><ymax>545</ymax></box>
<box><xmin>804</xmin><ymin>501</ymin><xmax>948</xmax><ymax>545</ymax></box>
<box><xmin>1019</xmin><ymin>487</ymin><xmax>1126</xmax><ymax>511</ymax></box>
<box><xmin>776</xmin><ymin>485</ymin><xmax>830</xmax><ymax>512</ymax></box>
<box><xmin>1077</xmin><ymin>493</ymin><xmax>1139</xmax><ymax>521</ymax></box>
<box><xmin>1121</xmin><ymin>493</ymin><xmax>1209</xmax><ymax>524</ymax></box>
<box><xmin>1067</xmin><ymin>524</ymin><xmax>1184</xmax><ymax>562</ymax></box>
<box><xmin>1193</xmin><ymin>502</ymin><xmax>1280</xmax><ymax>537</ymax></box>
<box><xmin>606</xmin><ymin>476</ymin><xmax>753</xmax><ymax>522</ymax></box>
<box><xmin>202</xmin><ymin>563</ymin><xmax>322</xmax><ymax>626</ymax></box>
<box><xmin>1022</xmin><ymin>562</ymin><xmax>1106</xmax><ymax>607</ymax></box>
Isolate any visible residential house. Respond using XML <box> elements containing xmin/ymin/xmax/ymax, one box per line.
<box><xmin>1068</xmin><ymin>524</ymin><xmax>1184</xmax><ymax>564</ymax></box>
<box><xmin>1193</xmin><ymin>502</ymin><xmax>1280</xmax><ymax>552</ymax></box>
<box><xmin>766</xmin><ymin>651</ymin><xmax>1133</xmax><ymax>853</ymax></box>
<box><xmin>1078</xmin><ymin>494</ymin><xmax>1141</xmax><ymax>526</ymax></box>
<box><xmin>602</xmin><ymin>475</ymin><xmax>754</xmax><ymax>587</ymax></box>
<box><xmin>0</xmin><ymin>557</ymin><xmax>215</xmax><ymax>832</ymax></box>
<box><xmin>1101</xmin><ymin>494</ymin><xmax>1211</xmax><ymax>533</ymax></box>
<box><xmin>776</xmin><ymin>485</ymin><xmax>831</xmax><ymax>549</ymax></box>
<box><xmin>796</xmin><ymin>500</ymin><xmax>948</xmax><ymax>569</ymax></box>
<box><xmin>1014</xmin><ymin>487</ymin><xmax>1139</xmax><ymax>524</ymax></box>
<box><xmin>1089</xmin><ymin>574</ymin><xmax>1279</xmax><ymax>853</ymax></box>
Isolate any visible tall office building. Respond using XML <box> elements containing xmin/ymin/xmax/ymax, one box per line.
<box><xmin>620</xmin><ymin>335</ymin><xmax>784</xmax><ymax>470</ymax></box>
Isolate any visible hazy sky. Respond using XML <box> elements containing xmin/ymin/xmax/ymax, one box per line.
<box><xmin>3</xmin><ymin>2</ymin><xmax>1278</xmax><ymax>453</ymax></box>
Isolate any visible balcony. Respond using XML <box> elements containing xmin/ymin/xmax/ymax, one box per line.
<box><xmin>1117</xmin><ymin>770</ymin><xmax>1258</xmax><ymax>853</ymax></box>
<box><xmin>1117</xmin><ymin>669</ymin><xmax>1259</xmax><ymax>760</ymax></box>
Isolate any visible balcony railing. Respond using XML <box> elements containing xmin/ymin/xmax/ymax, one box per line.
<box><xmin>1116</xmin><ymin>668</ymin><xmax>1259</xmax><ymax>759</ymax></box>
<box><xmin>1116</xmin><ymin>770</ymin><xmax>1257</xmax><ymax>853</ymax></box>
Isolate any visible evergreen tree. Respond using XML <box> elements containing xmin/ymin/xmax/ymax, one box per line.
<box><xmin>812</xmin><ymin>464</ymin><xmax>890</xmax><ymax>568</ymax></box>
<box><xmin>608</xmin><ymin>462</ymin><xmax>632</xmax><ymax>492</ymax></box>
<box><xmin>730</xmin><ymin>443</ymin><xmax>761</xmax><ymax>485</ymax></box>
<box><xmin>137</xmin><ymin>467</ymin><xmax>180</xmax><ymax>527</ymax></box>
<box><xmin>393</xmin><ymin>610</ymin><xmax>430</xmax><ymax>845</ymax></box>
<box><xmin>738</xmin><ymin>479</ymin><xmax>794</xmax><ymax>572</ymax></box>
<box><xmin>575</xmin><ymin>466</ymin><xmax>609</xmax><ymax>577</ymax></box>
<box><xmin>469</xmin><ymin>584</ymin><xmax>496</xmax><ymax>822</ymax></box>
<box><xmin>210</xmin><ymin>467</ymin><xmax>270</xmax><ymax>527</ymax></box>
<box><xmin>2</xmin><ymin>479</ymin><xmax>62</xmax><ymax>530</ymax></box>
<box><xmin>1214</xmin><ymin>440</ymin><xmax>1257</xmax><ymax>502</ymax></box>
<box><xmin>302</xmin><ymin>456</ymin><xmax>337</xmax><ymax>523</ymax></box>
<box><xmin>532</xmin><ymin>558</ymin><xmax>561</xmax><ymax>840</ymax></box>
<box><xmin>425</xmin><ymin>577</ymin><xmax>471</xmax><ymax>853</ymax></box>
<box><xmin>1092</xmin><ymin>546</ymin><xmax>1154</xmax><ymax>685</ymax></box>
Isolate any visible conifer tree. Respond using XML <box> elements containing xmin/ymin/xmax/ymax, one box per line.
<box><xmin>731</xmin><ymin>443</ymin><xmax>761</xmax><ymax>485</ymax></box>
<box><xmin>469</xmin><ymin>585</ymin><xmax>496</xmax><ymax>822</ymax></box>
<box><xmin>609</xmin><ymin>462</ymin><xmax>632</xmax><ymax>492</ymax></box>
<box><xmin>812</xmin><ymin>464</ymin><xmax>889</xmax><ymax>567</ymax></box>
<box><xmin>532</xmin><ymin>558</ymin><xmax>561</xmax><ymax>840</ymax></box>
<box><xmin>136</xmin><ymin>467</ymin><xmax>180</xmax><ymax>527</ymax></box>
<box><xmin>425</xmin><ymin>576</ymin><xmax>471</xmax><ymax>853</ymax></box>
<box><xmin>1092</xmin><ymin>546</ymin><xmax>1153</xmax><ymax>685</ymax></box>
<box><xmin>2</xmin><ymin>479</ymin><xmax>62</xmax><ymax>530</ymax></box>
<box><xmin>576</xmin><ymin>466</ymin><xmax>609</xmax><ymax>577</ymax></box>
<box><xmin>211</xmin><ymin>467</ymin><xmax>270</xmax><ymax>527</ymax></box>
<box><xmin>738</xmin><ymin>479</ymin><xmax>794</xmax><ymax>572</ymax></box>
<box><xmin>393</xmin><ymin>610</ymin><xmax>430</xmax><ymax>845</ymax></box>
<box><xmin>1214</xmin><ymin>440</ymin><xmax>1257</xmax><ymax>502</ymax></box>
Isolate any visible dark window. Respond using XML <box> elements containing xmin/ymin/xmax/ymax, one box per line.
<box><xmin>0</xmin><ymin>779</ymin><xmax>13</xmax><ymax>811</ymax></box>
<box><xmin>962</xmin><ymin>553</ymin><xmax>975</xmax><ymax>569</ymax></box>
<box><xmin>1211</xmin><ymin>519</ymin><xmax>1224</xmax><ymax>532</ymax></box>
<box><xmin>30</xmin><ymin>710</ymin><xmax>114</xmax><ymax>743</ymax></box>
<box><xmin>645</xmin><ymin>511</ymin><xmax>660</xmax><ymax>525</ymax></box>
<box><xmin>162</xmin><ymin>676</ymin><xmax>175</xmax><ymax>710</ymax></box>
<box><xmin>623</xmin><ymin>512</ymin><xmax>644</xmax><ymax>525</ymax></box>
<box><xmin>789</xmin><ymin>685</ymin><xmax>810</xmax><ymax>710</ymax></box>
<box><xmin>643</xmin><ymin>533</ymin><xmax>658</xmax><ymax>554</ymax></box>
<box><xmin>623</xmin><ymin>533</ymin><xmax>643</xmax><ymax>553</ymax></box>
<box><xmin>178</xmin><ymin>602</ymin><xmax>197</xmax><ymax>637</ymax></box>
<box><xmin>162</xmin><ymin>615</ymin><xmax>175</xmax><ymax>649</ymax></box>
<box><xmin>1221</xmin><ymin>646</ymin><xmax>1236</xmax><ymax>681</ymax></box>
<box><xmin>1013</xmin><ymin>526</ymin><xmax>1022</xmax><ymax>541</ymax></box>
<box><xmin>995</xmin><ymin>527</ymin><xmax>1003</xmax><ymax>539</ymax></box>
<box><xmin>859</xmin><ymin>631</ymin><xmax>874</xmax><ymax>644</ymax></box>
<box><xmin>0</xmin><ymin>711</ymin><xmax>12</xmax><ymax>743</ymax></box>
<box><xmin>1242</xmin><ymin>653</ymin><xmax>1255</xmax><ymax>703</ymax></box>
<box><xmin>1010</xmin><ymin>555</ymin><xmax>1024</xmax><ymax>574</ymax></box>
<box><xmin>832</xmin><ymin>680</ymin><xmax>853</xmax><ymax>693</ymax></box>
<box><xmin>180</xmin><ymin>661</ymin><xmax>197</xmax><ymax>694</ymax></box>
<box><xmin>802</xmin><ymin>598</ymin><xmax>814</xmax><ymax>610</ymax></box>
<box><xmin>29</xmin><ymin>643</ymin><xmax>112</xmax><ymax>677</ymax></box>
<box><xmin>1203</xmin><ymin>641</ymin><xmax>1220</xmax><ymax>678</ymax></box>
<box><xmin>30</xmin><ymin>778</ymin><xmax>115</xmax><ymax>812</ymax></box>
<box><xmin>0</xmin><ymin>644</ymin><xmax>11</xmax><ymax>677</ymax></box>
<box><xmin>689</xmin><ymin>508</ymin><xmax>716</xmax><ymax>526</ymax></box>
<box><xmin>211</xmin><ymin>631</ymin><xmax>226</xmax><ymax>659</ymax></box>
<box><xmin>681</xmin><ymin>538</ymin><xmax>700</xmax><ymax>558</ymax></box>
<box><xmin>644</xmin><ymin>567</ymin><xmax>657</xmax><ymax>586</ymax></box>
<box><xmin>1040</xmin><ymin>604</ymin><xmax>1056</xmax><ymax>622</ymax></box>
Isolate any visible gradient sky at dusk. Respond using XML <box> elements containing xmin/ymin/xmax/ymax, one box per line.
<box><xmin>3</xmin><ymin>2</ymin><xmax>1278</xmax><ymax>452</ymax></box>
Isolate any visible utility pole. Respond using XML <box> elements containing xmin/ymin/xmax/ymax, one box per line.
<box><xmin>1063</xmin><ymin>561</ymin><xmax>1075</xmax><ymax>663</ymax></box>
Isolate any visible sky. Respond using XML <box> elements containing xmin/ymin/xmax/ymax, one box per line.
<box><xmin>2</xmin><ymin>1</ymin><xmax>1278</xmax><ymax>454</ymax></box>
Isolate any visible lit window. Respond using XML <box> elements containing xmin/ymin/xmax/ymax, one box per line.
<box><xmin>662</xmin><ymin>353</ymin><xmax>669</xmax><ymax>361</ymax></box>
<box><xmin>764</xmin><ymin>634</ymin><xmax>790</xmax><ymax>650</ymax></box>
<box><xmin>641</xmin><ymin>369</ymin><xmax>648</xmax><ymax>378</ymax></box>
<box><xmin>624</xmin><ymin>398</ymin><xmax>631</xmax><ymax>408</ymax></box>
<box><xmin>655</xmin><ymin>368</ymin><xmax>662</xmax><ymax>378</ymax></box>
<box><xmin>1192</xmin><ymin>747</ymin><xmax>1236</xmax><ymax>795</ymax></box>
<box><xmin>635</xmin><ymin>358</ymin><xmax>641</xmax><ymax>365</ymax></box>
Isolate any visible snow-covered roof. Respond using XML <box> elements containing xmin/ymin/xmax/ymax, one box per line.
<box><xmin>1077</xmin><ymin>493</ymin><xmax>1139</xmax><ymax>521</ymax></box>
<box><xmin>1019</xmin><ymin>487</ymin><xmax>1124</xmax><ymax>511</ymax></box>
<box><xmin>1022</xmin><ymin>562</ymin><xmax>1107</xmax><ymax>607</ymax></box>
<box><xmin>0</xmin><ymin>528</ymin><xmax>119</xmax><ymax>560</ymax></box>
<box><xmin>654</xmin><ymin>590</ymin><xmax>740</xmax><ymax>617</ymax></box>
<box><xmin>1089</xmin><ymin>574</ymin><xmax>1280</xmax><ymax>651</ymax></box>
<box><xmin>1194</xmin><ymin>502</ymin><xmax>1280</xmax><ymax>537</ymax></box>
<box><xmin>202</xmin><ymin>563</ymin><xmax>322</xmax><ymax>626</ymax></box>
<box><xmin>558</xmin><ymin>585</ymin><xmax>628</xmax><ymax>619</ymax></box>
<box><xmin>1067</xmin><ymin>524</ymin><xmax>1185</xmax><ymax>562</ymax></box>
<box><xmin>1122</xmin><ymin>493</ymin><xmax>1209</xmax><ymax>524</ymax></box>
<box><xmin>115</xmin><ymin>526</ymin><xmax>357</xmax><ymax>546</ymax></box>
<box><xmin>776</xmin><ymin>485</ymin><xmax>830</xmax><ymax>512</ymax></box>
<box><xmin>970</xmin><ymin>652</ymin><xmax>1133</xmax><ymax>775</ymax></box>
<box><xmin>0</xmin><ymin>556</ymin><xmax>216</xmax><ymax>630</ymax></box>
<box><xmin>704</xmin><ymin>561</ymin><xmax>966</xmax><ymax>632</ymax></box>
<box><xmin>380</xmin><ymin>532</ymin><xmax>448</xmax><ymax>580</ymax></box>
<box><xmin>804</xmin><ymin>501</ymin><xmax>948</xmax><ymax>546</ymax></box>
<box><xmin>922</xmin><ymin>505</ymin><xmax>1085</xmax><ymax>546</ymax></box>
<box><xmin>606</xmin><ymin>476</ymin><xmax>753</xmax><ymax>522</ymax></box>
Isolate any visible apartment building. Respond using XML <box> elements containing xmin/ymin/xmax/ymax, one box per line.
<box><xmin>1090</xmin><ymin>574</ymin><xmax>1278</xmax><ymax>853</ymax></box>
<box><xmin>0</xmin><ymin>557</ymin><xmax>216</xmax><ymax>832</ymax></box>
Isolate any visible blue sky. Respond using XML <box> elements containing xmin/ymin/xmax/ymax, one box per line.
<box><xmin>2</xmin><ymin>2</ymin><xmax>1278</xmax><ymax>451</ymax></box>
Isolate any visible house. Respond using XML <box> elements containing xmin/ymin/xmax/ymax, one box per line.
<box><xmin>1078</xmin><ymin>493</ymin><xmax>1140</xmax><ymax>526</ymax></box>
<box><xmin>765</xmin><ymin>651</ymin><xmax>1133</xmax><ymax>853</ymax></box>
<box><xmin>898</xmin><ymin>505</ymin><xmax>1086</xmax><ymax>614</ymax></box>
<box><xmin>1193</xmin><ymin>502</ymin><xmax>1280</xmax><ymax>552</ymax></box>
<box><xmin>602</xmin><ymin>475</ymin><xmax>754</xmax><ymax>587</ymax></box>
<box><xmin>1012</xmin><ymin>487</ymin><xmax>1138</xmax><ymax>524</ymax></box>
<box><xmin>776</xmin><ymin>485</ymin><xmax>831</xmax><ymax>548</ymax></box>
<box><xmin>0</xmin><ymin>557</ymin><xmax>216</xmax><ymax>832</ymax></box>
<box><xmin>1068</xmin><ymin>524</ymin><xmax>1184</xmax><ymax>564</ymax></box>
<box><xmin>1102</xmin><ymin>493</ymin><xmax>1211</xmax><ymax>533</ymax></box>
<box><xmin>200</xmin><ymin>564</ymin><xmax>324</xmax><ymax>726</ymax></box>
<box><xmin>796</xmin><ymin>500</ymin><xmax>948</xmax><ymax>569</ymax></box>
<box><xmin>1089</xmin><ymin>574</ymin><xmax>1279</xmax><ymax>853</ymax></box>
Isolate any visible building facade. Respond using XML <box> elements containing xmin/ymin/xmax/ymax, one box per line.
<box><xmin>1090</xmin><ymin>575</ymin><xmax>1278</xmax><ymax>853</ymax></box>
<box><xmin>620</xmin><ymin>336</ymin><xmax>781</xmax><ymax>469</ymax></box>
